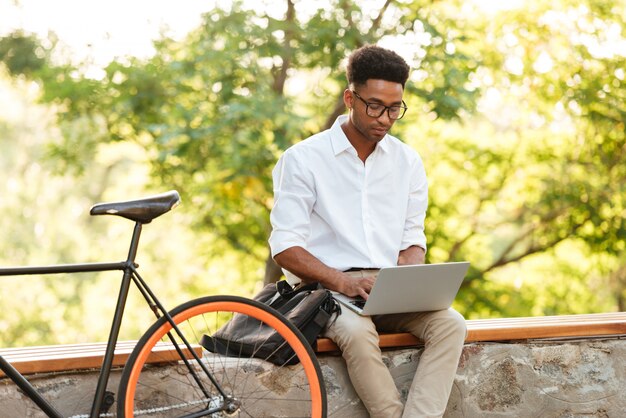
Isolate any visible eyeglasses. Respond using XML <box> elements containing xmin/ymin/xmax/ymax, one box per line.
<box><xmin>351</xmin><ymin>90</ymin><xmax>408</xmax><ymax>120</ymax></box>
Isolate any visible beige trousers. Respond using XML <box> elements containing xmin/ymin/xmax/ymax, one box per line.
<box><xmin>323</xmin><ymin>270</ymin><xmax>467</xmax><ymax>418</ymax></box>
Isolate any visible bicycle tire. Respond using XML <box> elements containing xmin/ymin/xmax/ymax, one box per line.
<box><xmin>117</xmin><ymin>295</ymin><xmax>326</xmax><ymax>417</ymax></box>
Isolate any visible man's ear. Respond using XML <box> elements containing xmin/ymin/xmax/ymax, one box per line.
<box><xmin>343</xmin><ymin>88</ymin><xmax>353</xmax><ymax>109</ymax></box>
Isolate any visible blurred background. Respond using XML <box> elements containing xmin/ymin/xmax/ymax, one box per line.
<box><xmin>0</xmin><ymin>0</ymin><xmax>624</xmax><ymax>347</ymax></box>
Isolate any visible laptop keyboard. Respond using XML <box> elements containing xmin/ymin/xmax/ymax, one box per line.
<box><xmin>350</xmin><ymin>298</ymin><xmax>366</xmax><ymax>309</ymax></box>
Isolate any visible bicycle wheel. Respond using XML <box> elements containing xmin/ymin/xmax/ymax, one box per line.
<box><xmin>117</xmin><ymin>295</ymin><xmax>326</xmax><ymax>418</ymax></box>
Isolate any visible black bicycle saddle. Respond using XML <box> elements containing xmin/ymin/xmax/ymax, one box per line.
<box><xmin>90</xmin><ymin>190</ymin><xmax>181</xmax><ymax>224</ymax></box>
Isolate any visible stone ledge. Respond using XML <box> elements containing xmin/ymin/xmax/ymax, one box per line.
<box><xmin>1</xmin><ymin>336</ymin><xmax>623</xmax><ymax>417</ymax></box>
<box><xmin>324</xmin><ymin>336</ymin><xmax>626</xmax><ymax>417</ymax></box>
<box><xmin>4</xmin><ymin>312</ymin><xmax>623</xmax><ymax>378</ymax></box>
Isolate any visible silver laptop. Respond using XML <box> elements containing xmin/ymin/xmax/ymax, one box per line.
<box><xmin>334</xmin><ymin>262</ymin><xmax>469</xmax><ymax>315</ymax></box>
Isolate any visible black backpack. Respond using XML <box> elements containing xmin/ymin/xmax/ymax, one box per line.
<box><xmin>202</xmin><ymin>281</ymin><xmax>341</xmax><ymax>365</ymax></box>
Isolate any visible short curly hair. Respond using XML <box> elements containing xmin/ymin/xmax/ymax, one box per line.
<box><xmin>346</xmin><ymin>45</ymin><xmax>410</xmax><ymax>88</ymax></box>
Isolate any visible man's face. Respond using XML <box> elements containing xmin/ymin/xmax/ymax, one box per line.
<box><xmin>347</xmin><ymin>79</ymin><xmax>404</xmax><ymax>143</ymax></box>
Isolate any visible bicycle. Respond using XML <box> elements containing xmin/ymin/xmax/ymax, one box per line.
<box><xmin>0</xmin><ymin>190</ymin><xmax>326</xmax><ymax>417</ymax></box>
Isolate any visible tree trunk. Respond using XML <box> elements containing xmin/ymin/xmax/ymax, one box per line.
<box><xmin>263</xmin><ymin>251</ymin><xmax>284</xmax><ymax>284</ymax></box>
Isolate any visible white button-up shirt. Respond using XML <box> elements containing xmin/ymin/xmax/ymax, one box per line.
<box><xmin>269</xmin><ymin>115</ymin><xmax>428</xmax><ymax>273</ymax></box>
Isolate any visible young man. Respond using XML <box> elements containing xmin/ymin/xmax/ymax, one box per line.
<box><xmin>269</xmin><ymin>45</ymin><xmax>466</xmax><ymax>418</ymax></box>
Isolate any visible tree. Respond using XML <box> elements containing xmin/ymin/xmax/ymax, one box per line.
<box><xmin>2</xmin><ymin>0</ymin><xmax>624</xmax><ymax>319</ymax></box>
<box><xmin>11</xmin><ymin>0</ymin><xmax>478</xmax><ymax>283</ymax></box>
<box><xmin>462</xmin><ymin>0</ymin><xmax>625</xmax><ymax>314</ymax></box>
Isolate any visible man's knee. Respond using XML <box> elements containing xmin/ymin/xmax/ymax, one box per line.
<box><xmin>326</xmin><ymin>314</ymin><xmax>379</xmax><ymax>351</ymax></box>
<box><xmin>426</xmin><ymin>309</ymin><xmax>467</xmax><ymax>343</ymax></box>
<box><xmin>447</xmin><ymin>308</ymin><xmax>467</xmax><ymax>337</ymax></box>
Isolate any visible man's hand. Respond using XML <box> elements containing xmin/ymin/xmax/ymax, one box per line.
<box><xmin>338</xmin><ymin>273</ymin><xmax>376</xmax><ymax>300</ymax></box>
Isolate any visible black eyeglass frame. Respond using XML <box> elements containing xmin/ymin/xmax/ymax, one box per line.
<box><xmin>351</xmin><ymin>90</ymin><xmax>408</xmax><ymax>120</ymax></box>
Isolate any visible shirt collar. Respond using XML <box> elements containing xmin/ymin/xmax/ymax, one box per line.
<box><xmin>329</xmin><ymin>115</ymin><xmax>390</xmax><ymax>156</ymax></box>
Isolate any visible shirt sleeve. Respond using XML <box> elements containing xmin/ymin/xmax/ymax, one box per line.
<box><xmin>268</xmin><ymin>149</ymin><xmax>316</xmax><ymax>257</ymax></box>
<box><xmin>401</xmin><ymin>155</ymin><xmax>428</xmax><ymax>252</ymax></box>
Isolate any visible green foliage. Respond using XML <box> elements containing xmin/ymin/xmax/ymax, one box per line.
<box><xmin>120</xmin><ymin>2</ymin><xmax>470</xmax><ymax>249</ymax></box>
<box><xmin>0</xmin><ymin>0</ymin><xmax>625</xmax><ymax>347</ymax></box>
<box><xmin>11</xmin><ymin>1</ymin><xmax>480</xmax><ymax>275</ymax></box>
<box><xmin>0</xmin><ymin>77</ymin><xmax>258</xmax><ymax>347</ymax></box>
<box><xmin>0</xmin><ymin>31</ymin><xmax>48</xmax><ymax>76</ymax></box>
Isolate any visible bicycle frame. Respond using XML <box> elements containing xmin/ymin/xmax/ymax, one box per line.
<box><xmin>0</xmin><ymin>189</ymin><xmax>257</xmax><ymax>418</ymax></box>
<box><xmin>0</xmin><ymin>222</ymin><xmax>158</xmax><ymax>418</ymax></box>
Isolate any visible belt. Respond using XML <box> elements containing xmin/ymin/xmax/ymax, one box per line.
<box><xmin>344</xmin><ymin>267</ymin><xmax>379</xmax><ymax>272</ymax></box>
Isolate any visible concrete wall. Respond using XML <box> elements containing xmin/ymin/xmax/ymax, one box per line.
<box><xmin>1</xmin><ymin>337</ymin><xmax>624</xmax><ymax>417</ymax></box>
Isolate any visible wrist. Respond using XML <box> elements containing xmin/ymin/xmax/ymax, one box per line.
<box><xmin>331</xmin><ymin>271</ymin><xmax>350</xmax><ymax>294</ymax></box>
